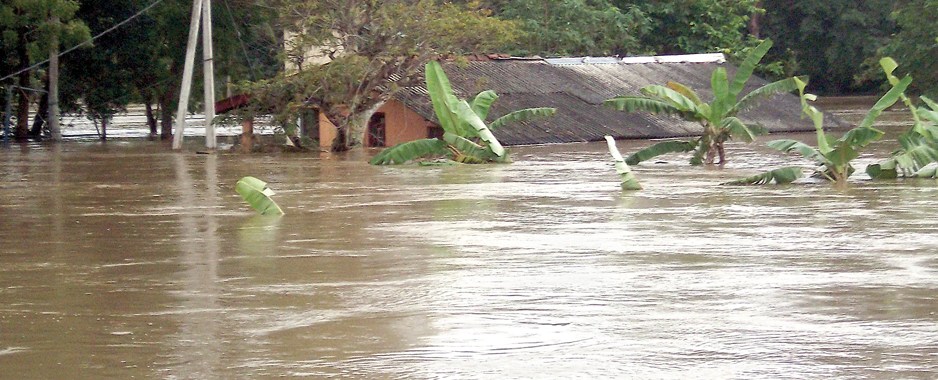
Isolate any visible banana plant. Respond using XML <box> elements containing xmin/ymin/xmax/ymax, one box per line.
<box><xmin>370</xmin><ymin>61</ymin><xmax>556</xmax><ymax>165</ymax></box>
<box><xmin>866</xmin><ymin>58</ymin><xmax>938</xmax><ymax>179</ymax></box>
<box><xmin>736</xmin><ymin>75</ymin><xmax>909</xmax><ymax>186</ymax></box>
<box><xmin>604</xmin><ymin>136</ymin><xmax>642</xmax><ymax>190</ymax></box>
<box><xmin>723</xmin><ymin>167</ymin><xmax>805</xmax><ymax>185</ymax></box>
<box><xmin>604</xmin><ymin>39</ymin><xmax>803</xmax><ymax>166</ymax></box>
<box><xmin>236</xmin><ymin>176</ymin><xmax>284</xmax><ymax>216</ymax></box>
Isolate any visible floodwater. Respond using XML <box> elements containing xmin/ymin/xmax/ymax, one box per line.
<box><xmin>2</xmin><ymin>123</ymin><xmax>938</xmax><ymax>379</ymax></box>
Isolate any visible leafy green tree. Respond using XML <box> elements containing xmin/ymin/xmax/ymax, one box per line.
<box><xmin>761</xmin><ymin>0</ymin><xmax>896</xmax><ymax>94</ymax></box>
<box><xmin>370</xmin><ymin>61</ymin><xmax>555</xmax><ymax>165</ymax></box>
<box><xmin>268</xmin><ymin>0</ymin><xmax>518</xmax><ymax>152</ymax></box>
<box><xmin>0</xmin><ymin>0</ymin><xmax>88</xmax><ymax>140</ymax></box>
<box><xmin>874</xmin><ymin>0</ymin><xmax>938</xmax><ymax>98</ymax></box>
<box><xmin>622</xmin><ymin>0</ymin><xmax>763</xmax><ymax>60</ymax></box>
<box><xmin>604</xmin><ymin>40</ymin><xmax>801</xmax><ymax>165</ymax></box>
<box><xmin>477</xmin><ymin>0</ymin><xmax>649</xmax><ymax>57</ymax></box>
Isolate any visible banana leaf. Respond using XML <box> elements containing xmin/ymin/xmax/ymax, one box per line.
<box><xmin>624</xmin><ymin>139</ymin><xmax>697</xmax><ymax>165</ymax></box>
<box><xmin>489</xmin><ymin>107</ymin><xmax>557</xmax><ymax>130</ymax></box>
<box><xmin>470</xmin><ymin>90</ymin><xmax>498</xmax><ymax>121</ymax></box>
<box><xmin>665</xmin><ymin>81</ymin><xmax>703</xmax><ymax>105</ymax></box>
<box><xmin>709</xmin><ymin>68</ymin><xmax>731</xmax><ymax>119</ymax></box>
<box><xmin>723</xmin><ymin>166</ymin><xmax>804</xmax><ymax>185</ymax></box>
<box><xmin>640</xmin><ymin>85</ymin><xmax>705</xmax><ymax>115</ymax></box>
<box><xmin>604</xmin><ymin>96</ymin><xmax>687</xmax><ymax>117</ymax></box>
<box><xmin>912</xmin><ymin>164</ymin><xmax>938</xmax><ymax>179</ymax></box>
<box><xmin>425</xmin><ymin>61</ymin><xmax>467</xmax><ymax>136</ymax></box>
<box><xmin>767</xmin><ymin>139</ymin><xmax>823</xmax><ymax>163</ymax></box>
<box><xmin>734</xmin><ymin>76</ymin><xmax>804</xmax><ymax>113</ymax></box>
<box><xmin>369</xmin><ymin>138</ymin><xmax>450</xmax><ymax>165</ymax></box>
<box><xmin>730</xmin><ymin>39</ymin><xmax>773</xmax><ymax>97</ymax></box>
<box><xmin>605</xmin><ymin>136</ymin><xmax>641</xmax><ymax>190</ymax></box>
<box><xmin>454</xmin><ymin>100</ymin><xmax>505</xmax><ymax>157</ymax></box>
<box><xmin>858</xmin><ymin>75</ymin><xmax>913</xmax><ymax>129</ymax></box>
<box><xmin>722</xmin><ymin>117</ymin><xmax>765</xmax><ymax>143</ymax></box>
<box><xmin>236</xmin><ymin>176</ymin><xmax>284</xmax><ymax>216</ymax></box>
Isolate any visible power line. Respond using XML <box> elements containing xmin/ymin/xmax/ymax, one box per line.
<box><xmin>0</xmin><ymin>0</ymin><xmax>165</xmax><ymax>83</ymax></box>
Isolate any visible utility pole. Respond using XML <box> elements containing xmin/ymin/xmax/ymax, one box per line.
<box><xmin>173</xmin><ymin>0</ymin><xmax>216</xmax><ymax>150</ymax></box>
<box><xmin>202</xmin><ymin>0</ymin><xmax>216</xmax><ymax>149</ymax></box>
<box><xmin>49</xmin><ymin>15</ymin><xmax>61</xmax><ymax>142</ymax></box>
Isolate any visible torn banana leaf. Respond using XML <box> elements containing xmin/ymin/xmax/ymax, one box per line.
<box><xmin>236</xmin><ymin>176</ymin><xmax>285</xmax><ymax>216</ymax></box>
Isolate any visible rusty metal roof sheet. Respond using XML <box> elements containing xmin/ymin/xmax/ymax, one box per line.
<box><xmin>394</xmin><ymin>56</ymin><xmax>844</xmax><ymax>146</ymax></box>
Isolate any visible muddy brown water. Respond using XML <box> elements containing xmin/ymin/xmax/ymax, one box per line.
<box><xmin>2</xmin><ymin>121</ymin><xmax>938</xmax><ymax>378</ymax></box>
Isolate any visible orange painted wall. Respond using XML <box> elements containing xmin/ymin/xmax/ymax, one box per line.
<box><xmin>378</xmin><ymin>100</ymin><xmax>434</xmax><ymax>147</ymax></box>
<box><xmin>318</xmin><ymin>99</ymin><xmax>434</xmax><ymax>150</ymax></box>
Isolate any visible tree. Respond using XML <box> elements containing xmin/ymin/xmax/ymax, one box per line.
<box><xmin>875</xmin><ymin>0</ymin><xmax>938</xmax><ymax>98</ymax></box>
<box><xmin>270</xmin><ymin>0</ymin><xmax>518</xmax><ymax>152</ymax></box>
<box><xmin>476</xmin><ymin>0</ymin><xmax>649</xmax><ymax>57</ymax></box>
<box><xmin>604</xmin><ymin>40</ymin><xmax>801</xmax><ymax>165</ymax></box>
<box><xmin>622</xmin><ymin>0</ymin><xmax>763</xmax><ymax>60</ymax></box>
<box><xmin>761</xmin><ymin>0</ymin><xmax>896</xmax><ymax>94</ymax></box>
<box><xmin>0</xmin><ymin>0</ymin><xmax>88</xmax><ymax>140</ymax></box>
<box><xmin>757</xmin><ymin>75</ymin><xmax>908</xmax><ymax>186</ymax></box>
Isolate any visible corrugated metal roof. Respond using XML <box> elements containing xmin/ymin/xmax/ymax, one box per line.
<box><xmin>394</xmin><ymin>58</ymin><xmax>845</xmax><ymax>146</ymax></box>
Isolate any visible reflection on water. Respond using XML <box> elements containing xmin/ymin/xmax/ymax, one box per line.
<box><xmin>1</xmin><ymin>132</ymin><xmax>937</xmax><ymax>379</ymax></box>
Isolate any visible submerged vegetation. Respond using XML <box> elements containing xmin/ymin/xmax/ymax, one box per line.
<box><xmin>604</xmin><ymin>40</ymin><xmax>802</xmax><ymax>166</ymax></box>
<box><xmin>732</xmin><ymin>63</ymin><xmax>912</xmax><ymax>186</ymax></box>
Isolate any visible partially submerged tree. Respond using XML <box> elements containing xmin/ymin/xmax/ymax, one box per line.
<box><xmin>369</xmin><ymin>61</ymin><xmax>555</xmax><ymax>165</ymax></box>
<box><xmin>735</xmin><ymin>75</ymin><xmax>910</xmax><ymax>186</ymax></box>
<box><xmin>604</xmin><ymin>39</ymin><xmax>801</xmax><ymax>165</ymax></box>
<box><xmin>272</xmin><ymin>0</ymin><xmax>518</xmax><ymax>152</ymax></box>
<box><xmin>866</xmin><ymin>58</ymin><xmax>938</xmax><ymax>179</ymax></box>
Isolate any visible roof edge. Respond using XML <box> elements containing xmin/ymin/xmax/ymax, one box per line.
<box><xmin>545</xmin><ymin>53</ymin><xmax>726</xmax><ymax>66</ymax></box>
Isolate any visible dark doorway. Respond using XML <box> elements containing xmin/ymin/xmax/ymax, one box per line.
<box><xmin>367</xmin><ymin>112</ymin><xmax>386</xmax><ymax>147</ymax></box>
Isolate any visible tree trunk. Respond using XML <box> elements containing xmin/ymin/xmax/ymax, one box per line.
<box><xmin>48</xmin><ymin>15</ymin><xmax>62</xmax><ymax>142</ymax></box>
<box><xmin>750</xmin><ymin>1</ymin><xmax>763</xmax><ymax>38</ymax></box>
<box><xmin>159</xmin><ymin>90</ymin><xmax>175</xmax><ymax>139</ymax></box>
<box><xmin>145</xmin><ymin>99</ymin><xmax>158</xmax><ymax>136</ymax></box>
<box><xmin>30</xmin><ymin>76</ymin><xmax>48</xmax><ymax>137</ymax></box>
<box><xmin>240</xmin><ymin>117</ymin><xmax>254</xmax><ymax>153</ymax></box>
<box><xmin>101</xmin><ymin>117</ymin><xmax>107</xmax><ymax>141</ymax></box>
<box><xmin>14</xmin><ymin>26</ymin><xmax>31</xmax><ymax>141</ymax></box>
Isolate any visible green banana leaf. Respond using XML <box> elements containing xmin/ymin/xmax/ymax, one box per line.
<box><xmin>767</xmin><ymin>139</ymin><xmax>824</xmax><ymax>163</ymax></box>
<box><xmin>858</xmin><ymin>75</ymin><xmax>913</xmax><ymax>129</ymax></box>
<box><xmin>369</xmin><ymin>138</ymin><xmax>450</xmax><ymax>165</ymax></box>
<box><xmin>624</xmin><ymin>139</ymin><xmax>697</xmax><ymax>165</ymax></box>
<box><xmin>454</xmin><ymin>100</ymin><xmax>505</xmax><ymax>157</ymax></box>
<box><xmin>723</xmin><ymin>166</ymin><xmax>805</xmax><ymax>185</ymax></box>
<box><xmin>730</xmin><ymin>39</ymin><xmax>773</xmax><ymax>97</ymax></box>
<box><xmin>709</xmin><ymin>68</ymin><xmax>731</xmax><ymax>119</ymax></box>
<box><xmin>640</xmin><ymin>85</ymin><xmax>705</xmax><ymax>115</ymax></box>
<box><xmin>722</xmin><ymin>117</ymin><xmax>765</xmax><ymax>143</ymax></box>
<box><xmin>425</xmin><ymin>61</ymin><xmax>467</xmax><ymax>136</ymax></box>
<box><xmin>604</xmin><ymin>96</ymin><xmax>687</xmax><ymax>117</ymax></box>
<box><xmin>489</xmin><ymin>107</ymin><xmax>557</xmax><ymax>130</ymax></box>
<box><xmin>734</xmin><ymin>76</ymin><xmax>804</xmax><ymax>113</ymax></box>
<box><xmin>236</xmin><ymin>176</ymin><xmax>284</xmax><ymax>216</ymax></box>
<box><xmin>470</xmin><ymin>90</ymin><xmax>499</xmax><ymax>121</ymax></box>
<box><xmin>605</xmin><ymin>136</ymin><xmax>641</xmax><ymax>190</ymax></box>
<box><xmin>665</xmin><ymin>81</ymin><xmax>703</xmax><ymax>105</ymax></box>
<box><xmin>912</xmin><ymin>164</ymin><xmax>938</xmax><ymax>179</ymax></box>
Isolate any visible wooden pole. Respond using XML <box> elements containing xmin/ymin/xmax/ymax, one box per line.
<box><xmin>48</xmin><ymin>15</ymin><xmax>61</xmax><ymax>142</ymax></box>
<box><xmin>172</xmin><ymin>0</ymin><xmax>204</xmax><ymax>150</ymax></box>
<box><xmin>202</xmin><ymin>0</ymin><xmax>216</xmax><ymax>149</ymax></box>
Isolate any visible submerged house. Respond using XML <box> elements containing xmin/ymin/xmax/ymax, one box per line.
<box><xmin>318</xmin><ymin>53</ymin><xmax>840</xmax><ymax>149</ymax></box>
